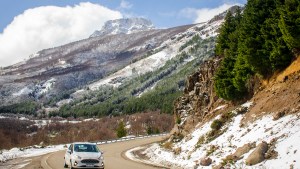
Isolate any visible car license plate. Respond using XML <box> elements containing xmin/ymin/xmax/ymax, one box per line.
<box><xmin>86</xmin><ymin>164</ymin><xmax>94</xmax><ymax>167</ymax></box>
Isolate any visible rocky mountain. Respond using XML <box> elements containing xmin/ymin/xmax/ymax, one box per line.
<box><xmin>90</xmin><ymin>18</ymin><xmax>154</xmax><ymax>38</ymax></box>
<box><xmin>0</xmin><ymin>6</ymin><xmax>238</xmax><ymax>116</ymax></box>
<box><xmin>0</xmin><ymin>24</ymin><xmax>191</xmax><ymax>106</ymax></box>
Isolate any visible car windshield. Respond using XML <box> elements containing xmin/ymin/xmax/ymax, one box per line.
<box><xmin>74</xmin><ymin>144</ymin><xmax>99</xmax><ymax>152</ymax></box>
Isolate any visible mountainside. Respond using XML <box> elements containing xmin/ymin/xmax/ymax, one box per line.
<box><xmin>138</xmin><ymin>2</ymin><xmax>300</xmax><ymax>168</ymax></box>
<box><xmin>0</xmin><ymin>22</ymin><xmax>192</xmax><ymax>107</ymax></box>
<box><xmin>0</xmin><ymin>7</ymin><xmax>233</xmax><ymax>116</ymax></box>
<box><xmin>141</xmin><ymin>56</ymin><xmax>300</xmax><ymax>169</ymax></box>
<box><xmin>90</xmin><ymin>18</ymin><xmax>155</xmax><ymax>38</ymax></box>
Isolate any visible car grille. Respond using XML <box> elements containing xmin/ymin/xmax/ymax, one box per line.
<box><xmin>81</xmin><ymin>159</ymin><xmax>99</xmax><ymax>163</ymax></box>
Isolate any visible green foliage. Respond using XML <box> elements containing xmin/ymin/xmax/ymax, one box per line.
<box><xmin>116</xmin><ymin>121</ymin><xmax>127</xmax><ymax>138</ymax></box>
<box><xmin>214</xmin><ymin>55</ymin><xmax>245</xmax><ymax>100</ymax></box>
<box><xmin>206</xmin><ymin>128</ymin><xmax>226</xmax><ymax>142</ymax></box>
<box><xmin>278</xmin><ymin>0</ymin><xmax>300</xmax><ymax>52</ymax></box>
<box><xmin>0</xmin><ymin>101</ymin><xmax>40</xmax><ymax>115</ymax></box>
<box><xmin>176</xmin><ymin>117</ymin><xmax>181</xmax><ymax>124</ymax></box>
<box><xmin>215</xmin><ymin>1</ymin><xmax>296</xmax><ymax>101</ymax></box>
<box><xmin>215</xmin><ymin>11</ymin><xmax>236</xmax><ymax>56</ymax></box>
<box><xmin>214</xmin><ymin>7</ymin><xmax>247</xmax><ymax>101</ymax></box>
<box><xmin>147</xmin><ymin>126</ymin><xmax>153</xmax><ymax>135</ymax></box>
<box><xmin>179</xmin><ymin>35</ymin><xmax>200</xmax><ymax>51</ymax></box>
<box><xmin>220</xmin><ymin>111</ymin><xmax>235</xmax><ymax>122</ymax></box>
<box><xmin>196</xmin><ymin>135</ymin><xmax>205</xmax><ymax>147</ymax></box>
<box><xmin>210</xmin><ymin>119</ymin><xmax>223</xmax><ymax>130</ymax></box>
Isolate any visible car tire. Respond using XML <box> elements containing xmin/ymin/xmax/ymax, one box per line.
<box><xmin>64</xmin><ymin>160</ymin><xmax>68</xmax><ymax>168</ymax></box>
<box><xmin>69</xmin><ymin>160</ymin><xmax>74</xmax><ymax>169</ymax></box>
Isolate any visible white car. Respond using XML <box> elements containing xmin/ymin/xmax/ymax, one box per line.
<box><xmin>64</xmin><ymin>142</ymin><xmax>104</xmax><ymax>169</ymax></box>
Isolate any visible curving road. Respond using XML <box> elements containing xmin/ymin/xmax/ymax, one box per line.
<box><xmin>40</xmin><ymin>136</ymin><xmax>165</xmax><ymax>169</ymax></box>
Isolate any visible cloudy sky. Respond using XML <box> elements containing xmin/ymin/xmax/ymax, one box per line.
<box><xmin>0</xmin><ymin>0</ymin><xmax>246</xmax><ymax>67</ymax></box>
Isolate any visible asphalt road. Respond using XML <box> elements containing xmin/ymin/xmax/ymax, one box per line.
<box><xmin>40</xmin><ymin>136</ymin><xmax>165</xmax><ymax>169</ymax></box>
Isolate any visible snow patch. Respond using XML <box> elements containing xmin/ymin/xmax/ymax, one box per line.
<box><xmin>12</xmin><ymin>87</ymin><xmax>32</xmax><ymax>96</ymax></box>
<box><xmin>89</xmin><ymin>51</ymin><xmax>168</xmax><ymax>89</ymax></box>
<box><xmin>0</xmin><ymin>145</ymin><xmax>65</xmax><ymax>163</ymax></box>
<box><xmin>143</xmin><ymin>106</ymin><xmax>300</xmax><ymax>168</ymax></box>
<box><xmin>39</xmin><ymin>78</ymin><xmax>56</xmax><ymax>94</ymax></box>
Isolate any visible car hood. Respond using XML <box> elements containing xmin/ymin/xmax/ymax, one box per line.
<box><xmin>73</xmin><ymin>152</ymin><xmax>101</xmax><ymax>159</ymax></box>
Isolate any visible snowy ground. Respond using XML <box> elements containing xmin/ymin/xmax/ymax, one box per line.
<box><xmin>0</xmin><ymin>145</ymin><xmax>65</xmax><ymax>163</ymax></box>
<box><xmin>0</xmin><ymin>115</ymin><xmax>98</xmax><ymax>128</ymax></box>
<box><xmin>133</xmin><ymin>102</ymin><xmax>300</xmax><ymax>169</ymax></box>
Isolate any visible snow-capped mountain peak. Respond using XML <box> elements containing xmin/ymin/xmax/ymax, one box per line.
<box><xmin>90</xmin><ymin>18</ymin><xmax>155</xmax><ymax>38</ymax></box>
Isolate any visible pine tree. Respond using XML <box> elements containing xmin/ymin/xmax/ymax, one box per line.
<box><xmin>237</xmin><ymin>0</ymin><xmax>276</xmax><ymax>77</ymax></box>
<box><xmin>215</xmin><ymin>55</ymin><xmax>241</xmax><ymax>100</ymax></box>
<box><xmin>214</xmin><ymin>7</ymin><xmax>245</xmax><ymax>100</ymax></box>
<box><xmin>215</xmin><ymin>11</ymin><xmax>235</xmax><ymax>56</ymax></box>
<box><xmin>278</xmin><ymin>0</ymin><xmax>300</xmax><ymax>53</ymax></box>
<box><xmin>116</xmin><ymin>121</ymin><xmax>127</xmax><ymax>138</ymax></box>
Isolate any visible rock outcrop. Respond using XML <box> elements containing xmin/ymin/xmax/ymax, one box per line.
<box><xmin>90</xmin><ymin>18</ymin><xmax>154</xmax><ymax>38</ymax></box>
<box><xmin>173</xmin><ymin>58</ymin><xmax>222</xmax><ymax>136</ymax></box>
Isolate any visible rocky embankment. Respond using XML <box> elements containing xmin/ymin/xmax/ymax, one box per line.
<box><xmin>171</xmin><ymin>57</ymin><xmax>225</xmax><ymax>138</ymax></box>
<box><xmin>135</xmin><ymin>56</ymin><xmax>300</xmax><ymax>168</ymax></box>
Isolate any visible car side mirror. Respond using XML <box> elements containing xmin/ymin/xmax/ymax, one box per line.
<box><xmin>67</xmin><ymin>150</ymin><xmax>72</xmax><ymax>154</ymax></box>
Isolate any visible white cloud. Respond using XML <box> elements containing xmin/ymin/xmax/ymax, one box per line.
<box><xmin>179</xmin><ymin>3</ymin><xmax>240</xmax><ymax>24</ymax></box>
<box><xmin>0</xmin><ymin>2</ymin><xmax>122</xmax><ymax>67</ymax></box>
<box><xmin>119</xmin><ymin>0</ymin><xmax>133</xmax><ymax>10</ymax></box>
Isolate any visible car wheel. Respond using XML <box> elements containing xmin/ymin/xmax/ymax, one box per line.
<box><xmin>64</xmin><ymin>160</ymin><xmax>68</xmax><ymax>168</ymax></box>
<box><xmin>69</xmin><ymin>160</ymin><xmax>74</xmax><ymax>169</ymax></box>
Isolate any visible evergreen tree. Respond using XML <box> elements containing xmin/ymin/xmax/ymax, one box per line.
<box><xmin>278</xmin><ymin>0</ymin><xmax>300</xmax><ymax>53</ymax></box>
<box><xmin>116</xmin><ymin>121</ymin><xmax>127</xmax><ymax>138</ymax></box>
<box><xmin>215</xmin><ymin>11</ymin><xmax>235</xmax><ymax>56</ymax></box>
<box><xmin>237</xmin><ymin>0</ymin><xmax>276</xmax><ymax>77</ymax></box>
<box><xmin>215</xmin><ymin>55</ymin><xmax>241</xmax><ymax>100</ymax></box>
<box><xmin>214</xmin><ymin>7</ymin><xmax>244</xmax><ymax>100</ymax></box>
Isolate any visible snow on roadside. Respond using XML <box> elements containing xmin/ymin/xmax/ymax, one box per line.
<box><xmin>0</xmin><ymin>115</ymin><xmax>96</xmax><ymax>128</ymax></box>
<box><xmin>0</xmin><ymin>145</ymin><xmax>65</xmax><ymax>163</ymax></box>
<box><xmin>141</xmin><ymin>104</ymin><xmax>300</xmax><ymax>168</ymax></box>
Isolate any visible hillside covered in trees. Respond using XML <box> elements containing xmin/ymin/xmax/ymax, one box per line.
<box><xmin>214</xmin><ymin>0</ymin><xmax>300</xmax><ymax>101</ymax></box>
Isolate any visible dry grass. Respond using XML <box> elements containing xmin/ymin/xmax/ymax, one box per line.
<box><xmin>277</xmin><ymin>56</ymin><xmax>300</xmax><ymax>81</ymax></box>
<box><xmin>241</xmin><ymin>56</ymin><xmax>300</xmax><ymax>124</ymax></box>
<box><xmin>0</xmin><ymin>112</ymin><xmax>174</xmax><ymax>149</ymax></box>
<box><xmin>162</xmin><ymin>141</ymin><xmax>173</xmax><ymax>150</ymax></box>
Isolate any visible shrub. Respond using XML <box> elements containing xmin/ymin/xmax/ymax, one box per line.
<box><xmin>116</xmin><ymin>121</ymin><xmax>127</xmax><ymax>138</ymax></box>
<box><xmin>206</xmin><ymin>145</ymin><xmax>218</xmax><ymax>156</ymax></box>
<box><xmin>220</xmin><ymin>111</ymin><xmax>235</xmax><ymax>123</ymax></box>
<box><xmin>176</xmin><ymin>117</ymin><xmax>181</xmax><ymax>124</ymax></box>
<box><xmin>162</xmin><ymin>141</ymin><xmax>173</xmax><ymax>150</ymax></box>
<box><xmin>206</xmin><ymin>128</ymin><xmax>227</xmax><ymax>143</ymax></box>
<box><xmin>196</xmin><ymin>135</ymin><xmax>205</xmax><ymax>148</ymax></box>
<box><xmin>211</xmin><ymin>119</ymin><xmax>223</xmax><ymax>130</ymax></box>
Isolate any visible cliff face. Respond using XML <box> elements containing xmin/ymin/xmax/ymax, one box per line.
<box><xmin>172</xmin><ymin>57</ymin><xmax>224</xmax><ymax>136</ymax></box>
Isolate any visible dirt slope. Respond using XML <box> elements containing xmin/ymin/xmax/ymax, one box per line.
<box><xmin>243</xmin><ymin>56</ymin><xmax>300</xmax><ymax>124</ymax></box>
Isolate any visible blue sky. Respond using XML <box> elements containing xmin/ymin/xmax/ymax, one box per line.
<box><xmin>0</xmin><ymin>0</ymin><xmax>246</xmax><ymax>67</ymax></box>
<box><xmin>0</xmin><ymin>0</ymin><xmax>246</xmax><ymax>32</ymax></box>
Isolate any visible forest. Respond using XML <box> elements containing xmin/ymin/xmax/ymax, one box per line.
<box><xmin>214</xmin><ymin>0</ymin><xmax>300</xmax><ymax>101</ymax></box>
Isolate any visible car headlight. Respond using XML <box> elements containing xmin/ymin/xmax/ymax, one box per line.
<box><xmin>74</xmin><ymin>155</ymin><xmax>82</xmax><ymax>159</ymax></box>
<box><xmin>98</xmin><ymin>156</ymin><xmax>104</xmax><ymax>160</ymax></box>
